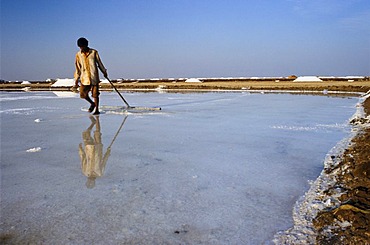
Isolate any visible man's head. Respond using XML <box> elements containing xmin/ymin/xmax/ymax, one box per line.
<box><xmin>86</xmin><ymin>176</ymin><xmax>96</xmax><ymax>189</ymax></box>
<box><xmin>77</xmin><ymin>37</ymin><xmax>89</xmax><ymax>48</ymax></box>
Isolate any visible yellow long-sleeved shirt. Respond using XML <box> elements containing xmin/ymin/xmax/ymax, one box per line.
<box><xmin>74</xmin><ymin>48</ymin><xmax>107</xmax><ymax>85</ymax></box>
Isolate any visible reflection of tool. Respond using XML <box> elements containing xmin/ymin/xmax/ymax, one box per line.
<box><xmin>107</xmin><ymin>115</ymin><xmax>128</xmax><ymax>150</ymax></box>
<box><xmin>105</xmin><ymin>77</ymin><xmax>161</xmax><ymax>111</ymax></box>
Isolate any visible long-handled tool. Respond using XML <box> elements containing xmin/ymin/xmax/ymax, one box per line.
<box><xmin>106</xmin><ymin>77</ymin><xmax>131</xmax><ymax>108</ymax></box>
<box><xmin>106</xmin><ymin>77</ymin><xmax>161</xmax><ymax>111</ymax></box>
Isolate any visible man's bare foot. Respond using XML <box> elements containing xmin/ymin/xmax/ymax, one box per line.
<box><xmin>88</xmin><ymin>103</ymin><xmax>96</xmax><ymax>113</ymax></box>
<box><xmin>93</xmin><ymin>110</ymin><xmax>100</xmax><ymax>115</ymax></box>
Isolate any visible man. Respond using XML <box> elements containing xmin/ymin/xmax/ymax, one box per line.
<box><xmin>79</xmin><ymin>115</ymin><xmax>111</xmax><ymax>189</ymax></box>
<box><xmin>74</xmin><ymin>37</ymin><xmax>107</xmax><ymax>115</ymax></box>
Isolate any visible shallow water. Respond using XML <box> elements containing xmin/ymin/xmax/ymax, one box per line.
<box><xmin>0</xmin><ymin>91</ymin><xmax>358</xmax><ymax>244</ymax></box>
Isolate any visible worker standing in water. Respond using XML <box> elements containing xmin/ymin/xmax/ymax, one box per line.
<box><xmin>74</xmin><ymin>37</ymin><xmax>107</xmax><ymax>115</ymax></box>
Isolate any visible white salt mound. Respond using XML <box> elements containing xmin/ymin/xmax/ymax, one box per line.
<box><xmin>51</xmin><ymin>78</ymin><xmax>74</xmax><ymax>87</ymax></box>
<box><xmin>185</xmin><ymin>78</ymin><xmax>202</xmax><ymax>83</ymax></box>
<box><xmin>293</xmin><ymin>76</ymin><xmax>323</xmax><ymax>82</ymax></box>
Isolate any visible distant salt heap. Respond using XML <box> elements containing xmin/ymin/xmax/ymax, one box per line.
<box><xmin>185</xmin><ymin>78</ymin><xmax>202</xmax><ymax>83</ymax></box>
<box><xmin>21</xmin><ymin>81</ymin><xmax>31</xmax><ymax>85</ymax></box>
<box><xmin>100</xmin><ymin>78</ymin><xmax>110</xmax><ymax>84</ymax></box>
<box><xmin>293</xmin><ymin>76</ymin><xmax>323</xmax><ymax>82</ymax></box>
<box><xmin>52</xmin><ymin>78</ymin><xmax>112</xmax><ymax>87</ymax></box>
<box><xmin>51</xmin><ymin>78</ymin><xmax>74</xmax><ymax>87</ymax></box>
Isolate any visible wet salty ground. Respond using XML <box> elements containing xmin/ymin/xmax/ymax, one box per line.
<box><xmin>0</xmin><ymin>91</ymin><xmax>360</xmax><ymax>244</ymax></box>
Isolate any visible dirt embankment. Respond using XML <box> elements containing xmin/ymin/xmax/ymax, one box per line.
<box><xmin>1</xmin><ymin>80</ymin><xmax>370</xmax><ymax>93</ymax></box>
<box><xmin>104</xmin><ymin>81</ymin><xmax>370</xmax><ymax>93</ymax></box>
<box><xmin>313</xmin><ymin>95</ymin><xmax>370</xmax><ymax>244</ymax></box>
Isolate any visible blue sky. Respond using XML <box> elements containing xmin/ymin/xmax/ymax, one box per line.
<box><xmin>1</xmin><ymin>0</ymin><xmax>370</xmax><ymax>81</ymax></box>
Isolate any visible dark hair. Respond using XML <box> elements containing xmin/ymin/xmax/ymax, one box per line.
<box><xmin>77</xmin><ymin>37</ymin><xmax>88</xmax><ymax>47</ymax></box>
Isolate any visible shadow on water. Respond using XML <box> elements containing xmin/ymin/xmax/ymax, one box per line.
<box><xmin>78</xmin><ymin>115</ymin><xmax>128</xmax><ymax>188</ymax></box>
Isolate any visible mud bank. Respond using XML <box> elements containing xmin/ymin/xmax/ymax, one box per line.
<box><xmin>1</xmin><ymin>80</ymin><xmax>370</xmax><ymax>93</ymax></box>
<box><xmin>313</xmin><ymin>94</ymin><xmax>370</xmax><ymax>244</ymax></box>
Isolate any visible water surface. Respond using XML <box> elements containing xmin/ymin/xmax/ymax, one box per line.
<box><xmin>0</xmin><ymin>91</ymin><xmax>358</xmax><ymax>244</ymax></box>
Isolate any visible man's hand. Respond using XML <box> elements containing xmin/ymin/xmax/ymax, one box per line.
<box><xmin>71</xmin><ymin>85</ymin><xmax>79</xmax><ymax>93</ymax></box>
<box><xmin>71</xmin><ymin>81</ymin><xmax>79</xmax><ymax>92</ymax></box>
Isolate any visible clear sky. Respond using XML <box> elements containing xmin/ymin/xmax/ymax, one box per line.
<box><xmin>1</xmin><ymin>0</ymin><xmax>370</xmax><ymax>81</ymax></box>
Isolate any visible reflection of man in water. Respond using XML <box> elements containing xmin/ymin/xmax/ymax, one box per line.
<box><xmin>79</xmin><ymin>115</ymin><xmax>110</xmax><ymax>188</ymax></box>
